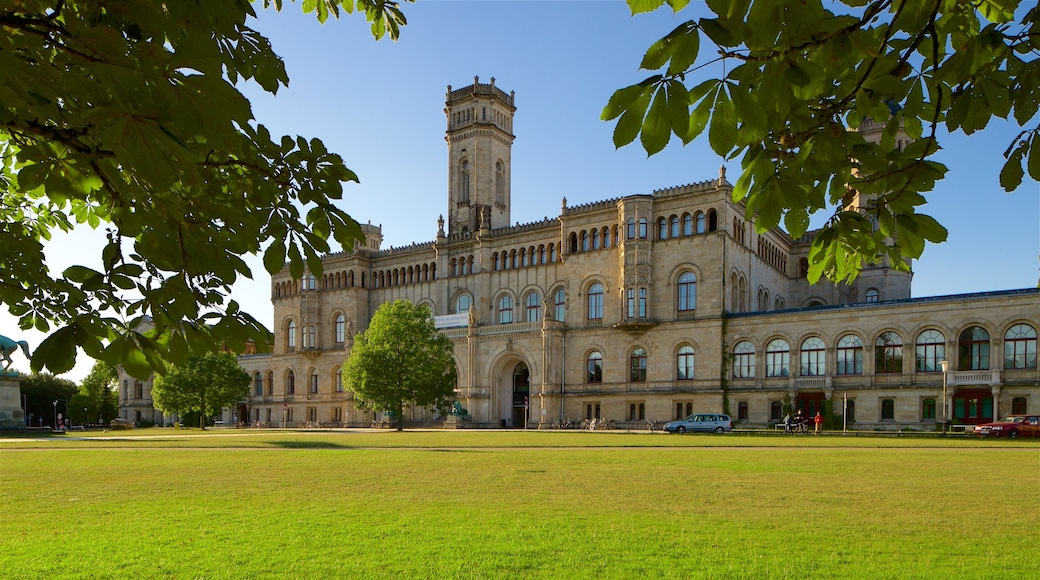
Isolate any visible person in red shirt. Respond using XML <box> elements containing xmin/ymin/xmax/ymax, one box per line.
<box><xmin>814</xmin><ymin>411</ymin><xmax>824</xmax><ymax>434</ymax></box>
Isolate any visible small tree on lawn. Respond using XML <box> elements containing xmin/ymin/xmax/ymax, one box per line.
<box><xmin>343</xmin><ymin>300</ymin><xmax>457</xmax><ymax>432</ymax></box>
<box><xmin>152</xmin><ymin>351</ymin><xmax>250</xmax><ymax>430</ymax></box>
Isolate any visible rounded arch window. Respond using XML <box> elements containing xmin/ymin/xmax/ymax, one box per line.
<box><xmin>677</xmin><ymin>272</ymin><xmax>697</xmax><ymax>312</ymax></box>
<box><xmin>733</xmin><ymin>341</ymin><xmax>755</xmax><ymax>378</ymax></box>
<box><xmin>958</xmin><ymin>326</ymin><xmax>990</xmax><ymax>371</ymax></box>
<box><xmin>799</xmin><ymin>337</ymin><xmax>825</xmax><ymax>376</ymax></box>
<box><xmin>630</xmin><ymin>348</ymin><xmax>647</xmax><ymax>382</ymax></box>
<box><xmin>765</xmin><ymin>339</ymin><xmax>790</xmax><ymax>377</ymax></box>
<box><xmin>587</xmin><ymin>283</ymin><xmax>604</xmax><ymax>320</ymax></box>
<box><xmin>587</xmin><ymin>351</ymin><xmax>603</xmax><ymax>383</ymax></box>
<box><xmin>525</xmin><ymin>291</ymin><xmax>542</xmax><ymax>322</ymax></box>
<box><xmin>677</xmin><ymin>345</ymin><xmax>695</xmax><ymax>380</ymax></box>
<box><xmin>498</xmin><ymin>295</ymin><xmax>514</xmax><ymax>324</ymax></box>
<box><xmin>1004</xmin><ymin>324</ymin><xmax>1037</xmax><ymax>369</ymax></box>
<box><xmin>455</xmin><ymin>294</ymin><xmax>471</xmax><ymax>314</ymax></box>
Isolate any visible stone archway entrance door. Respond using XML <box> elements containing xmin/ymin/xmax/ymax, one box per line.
<box><xmin>511</xmin><ymin>363</ymin><xmax>530</xmax><ymax>428</ymax></box>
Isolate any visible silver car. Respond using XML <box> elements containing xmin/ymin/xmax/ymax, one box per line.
<box><xmin>663</xmin><ymin>413</ymin><xmax>732</xmax><ymax>434</ymax></box>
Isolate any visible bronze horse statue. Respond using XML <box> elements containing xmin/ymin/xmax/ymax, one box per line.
<box><xmin>0</xmin><ymin>335</ymin><xmax>31</xmax><ymax>370</ymax></box>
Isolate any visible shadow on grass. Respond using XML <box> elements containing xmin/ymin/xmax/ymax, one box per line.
<box><xmin>270</xmin><ymin>440</ymin><xmax>353</xmax><ymax>449</ymax></box>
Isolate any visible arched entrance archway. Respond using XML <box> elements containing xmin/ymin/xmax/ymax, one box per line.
<box><xmin>508</xmin><ymin>363</ymin><xmax>529</xmax><ymax>428</ymax></box>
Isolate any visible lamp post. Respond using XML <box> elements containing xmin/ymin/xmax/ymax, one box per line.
<box><xmin>83</xmin><ymin>407</ymin><xmax>88</xmax><ymax>428</ymax></box>
<box><xmin>939</xmin><ymin>360</ymin><xmax>950</xmax><ymax>435</ymax></box>
<box><xmin>52</xmin><ymin>400</ymin><xmax>57</xmax><ymax>429</ymax></box>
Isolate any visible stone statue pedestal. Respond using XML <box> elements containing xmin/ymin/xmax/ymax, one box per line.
<box><xmin>443</xmin><ymin>415</ymin><xmax>466</xmax><ymax>429</ymax></box>
<box><xmin>0</xmin><ymin>374</ymin><xmax>25</xmax><ymax>429</ymax></box>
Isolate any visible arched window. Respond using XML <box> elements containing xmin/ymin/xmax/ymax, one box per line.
<box><xmin>733</xmin><ymin>341</ymin><xmax>755</xmax><ymax>378</ymax></box>
<box><xmin>335</xmin><ymin>314</ymin><xmax>346</xmax><ymax>343</ymax></box>
<box><xmin>865</xmin><ymin>288</ymin><xmax>879</xmax><ymax>303</ymax></box>
<box><xmin>707</xmin><ymin>208</ymin><xmax>718</xmax><ymax>231</ymax></box>
<box><xmin>456</xmin><ymin>294</ymin><xmax>471</xmax><ymax>314</ymax></box>
<box><xmin>677</xmin><ymin>272</ymin><xmax>696</xmax><ymax>312</ymax></box>
<box><xmin>526</xmin><ymin>292</ymin><xmax>542</xmax><ymax>322</ymax></box>
<box><xmin>658</xmin><ymin>218</ymin><xmax>667</xmax><ymax>240</ymax></box>
<box><xmin>286</xmin><ymin>370</ymin><xmax>295</xmax><ymax>395</ymax></box>
<box><xmin>630</xmin><ymin>348</ymin><xmax>647</xmax><ymax>382</ymax></box>
<box><xmin>581</xmin><ymin>231</ymin><xmax>589</xmax><ymax>252</ymax></box>
<box><xmin>695</xmin><ymin>212</ymin><xmax>705</xmax><ymax>234</ymax></box>
<box><xmin>591</xmin><ymin>229</ymin><xmax>599</xmax><ymax>250</ymax></box>
<box><xmin>553</xmin><ymin>288</ymin><xmax>566</xmax><ymax>322</ymax></box>
<box><xmin>875</xmin><ymin>332</ymin><xmax>903</xmax><ymax>374</ymax></box>
<box><xmin>638</xmin><ymin>218</ymin><xmax>648</xmax><ymax>239</ymax></box>
<box><xmin>677</xmin><ymin>345</ymin><xmax>695</xmax><ymax>380</ymax></box>
<box><xmin>335</xmin><ymin>368</ymin><xmax>343</xmax><ymax>392</ymax></box>
<box><xmin>671</xmin><ymin>216</ymin><xmax>680</xmax><ymax>238</ymax></box>
<box><xmin>958</xmin><ymin>326</ymin><xmax>990</xmax><ymax>370</ymax></box>
<box><xmin>638</xmin><ymin>288</ymin><xmax>647</xmax><ymax>318</ymax></box>
<box><xmin>766</xmin><ymin>339</ymin><xmax>790</xmax><ymax>377</ymax></box>
<box><xmin>603</xmin><ymin>227</ymin><xmax>611</xmax><ymax>248</ymax></box>
<box><xmin>550</xmin><ymin>243</ymin><xmax>557</xmax><ymax>262</ymax></box>
<box><xmin>800</xmin><ymin>337</ymin><xmax>825</xmax><ymax>376</ymax></box>
<box><xmin>253</xmin><ymin>372</ymin><xmax>263</xmax><ymax>396</ymax></box>
<box><xmin>1004</xmin><ymin>324</ymin><xmax>1037</xmax><ymax>369</ymax></box>
<box><xmin>498</xmin><ymin>295</ymin><xmax>513</xmax><ymax>324</ymax></box>
<box><xmin>587</xmin><ymin>283</ymin><xmax>603</xmax><ymax>320</ymax></box>
<box><xmin>520</xmin><ymin>248</ymin><xmax>528</xmax><ymax>267</ymax></box>
<box><xmin>310</xmin><ymin>370</ymin><xmax>319</xmax><ymax>393</ymax></box>
<box><xmin>266</xmin><ymin>371</ymin><xmax>274</xmax><ymax>395</ymax></box>
<box><xmin>587</xmin><ymin>351</ymin><xmax>603</xmax><ymax>383</ymax></box>
<box><xmin>915</xmin><ymin>329</ymin><xmax>945</xmax><ymax>372</ymax></box>
<box><xmin>493</xmin><ymin>252</ymin><xmax>501</xmax><ymax>271</ymax></box>
<box><xmin>836</xmin><ymin>334</ymin><xmax>863</xmax><ymax>375</ymax></box>
<box><xmin>627</xmin><ymin>218</ymin><xmax>635</xmax><ymax>240</ymax></box>
<box><xmin>286</xmin><ymin>320</ymin><xmax>296</xmax><ymax>349</ymax></box>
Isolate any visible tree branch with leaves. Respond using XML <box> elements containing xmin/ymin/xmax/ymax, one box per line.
<box><xmin>605</xmin><ymin>0</ymin><xmax>1038</xmax><ymax>283</ymax></box>
<box><xmin>0</xmin><ymin>0</ymin><xmax>412</xmax><ymax>378</ymax></box>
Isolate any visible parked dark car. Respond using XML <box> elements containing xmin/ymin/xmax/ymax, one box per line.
<box><xmin>663</xmin><ymin>413</ymin><xmax>732</xmax><ymax>434</ymax></box>
<box><xmin>973</xmin><ymin>415</ymin><xmax>1040</xmax><ymax>438</ymax></box>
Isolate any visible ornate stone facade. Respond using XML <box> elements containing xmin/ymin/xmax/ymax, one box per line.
<box><xmin>234</xmin><ymin>80</ymin><xmax>1038</xmax><ymax>430</ymax></box>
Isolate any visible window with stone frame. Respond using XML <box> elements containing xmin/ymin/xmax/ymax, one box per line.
<box><xmin>498</xmin><ymin>295</ymin><xmax>513</xmax><ymax>324</ymax></box>
<box><xmin>875</xmin><ymin>332</ymin><xmax>903</xmax><ymax>373</ymax></box>
<box><xmin>587</xmin><ymin>283</ymin><xmax>604</xmax><ymax>320</ymax></box>
<box><xmin>799</xmin><ymin>337</ymin><xmax>826</xmax><ymax>376</ymax></box>
<box><xmin>836</xmin><ymin>334</ymin><xmax>863</xmax><ymax>375</ymax></box>
<box><xmin>1004</xmin><ymin>323</ymin><xmax>1038</xmax><ymax>369</ymax></box>
<box><xmin>676</xmin><ymin>345</ymin><xmax>695</xmax><ymax>380</ymax></box>
<box><xmin>310</xmin><ymin>370</ymin><xmax>319</xmax><ymax>394</ymax></box>
<box><xmin>630</xmin><ymin>348</ymin><xmax>647</xmax><ymax>382</ymax></box>
<box><xmin>587</xmin><ymin>351</ymin><xmax>603</xmax><ymax>383</ymax></box>
<box><xmin>958</xmin><ymin>326</ymin><xmax>990</xmax><ymax>370</ymax></box>
<box><xmin>335</xmin><ymin>314</ymin><xmax>346</xmax><ymax>343</ymax></box>
<box><xmin>553</xmin><ymin>288</ymin><xmax>566</xmax><ymax>322</ymax></box>
<box><xmin>525</xmin><ymin>292</ymin><xmax>542</xmax><ymax>322</ymax></box>
<box><xmin>733</xmin><ymin>341</ymin><xmax>756</xmax><ymax>378</ymax></box>
<box><xmin>881</xmin><ymin>399</ymin><xmax>895</xmax><ymax>420</ymax></box>
<box><xmin>677</xmin><ymin>272</ymin><xmax>696</xmax><ymax>312</ymax></box>
<box><xmin>915</xmin><ymin>329</ymin><xmax>945</xmax><ymax>372</ymax></box>
<box><xmin>766</xmin><ymin>339</ymin><xmax>790</xmax><ymax>377</ymax></box>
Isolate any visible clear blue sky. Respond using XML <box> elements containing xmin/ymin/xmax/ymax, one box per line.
<box><xmin>4</xmin><ymin>0</ymin><xmax>1038</xmax><ymax>381</ymax></box>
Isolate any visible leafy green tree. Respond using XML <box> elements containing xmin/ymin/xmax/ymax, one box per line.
<box><xmin>152</xmin><ymin>351</ymin><xmax>250</xmax><ymax>429</ymax></box>
<box><xmin>605</xmin><ymin>0</ymin><xmax>1038</xmax><ymax>283</ymax></box>
<box><xmin>18</xmin><ymin>372</ymin><xmax>78</xmax><ymax>428</ymax></box>
<box><xmin>1</xmin><ymin>0</ymin><xmax>411</xmax><ymax>378</ymax></box>
<box><xmin>70</xmin><ymin>361</ymin><xmax>119</xmax><ymax>425</ymax></box>
<box><xmin>343</xmin><ymin>300</ymin><xmax>457</xmax><ymax>431</ymax></box>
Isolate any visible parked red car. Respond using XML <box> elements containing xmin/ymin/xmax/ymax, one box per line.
<box><xmin>973</xmin><ymin>415</ymin><xmax>1040</xmax><ymax>438</ymax></box>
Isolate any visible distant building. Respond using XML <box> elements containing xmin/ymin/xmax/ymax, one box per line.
<box><xmin>232</xmin><ymin>77</ymin><xmax>1038</xmax><ymax>429</ymax></box>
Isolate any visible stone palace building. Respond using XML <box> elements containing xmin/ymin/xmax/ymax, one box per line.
<box><xmin>125</xmin><ymin>78</ymin><xmax>1040</xmax><ymax>430</ymax></box>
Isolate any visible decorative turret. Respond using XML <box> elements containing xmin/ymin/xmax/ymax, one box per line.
<box><xmin>444</xmin><ymin>77</ymin><xmax>516</xmax><ymax>236</ymax></box>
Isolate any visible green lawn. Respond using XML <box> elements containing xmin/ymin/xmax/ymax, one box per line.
<box><xmin>1</xmin><ymin>430</ymin><xmax>1037</xmax><ymax>579</ymax></box>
